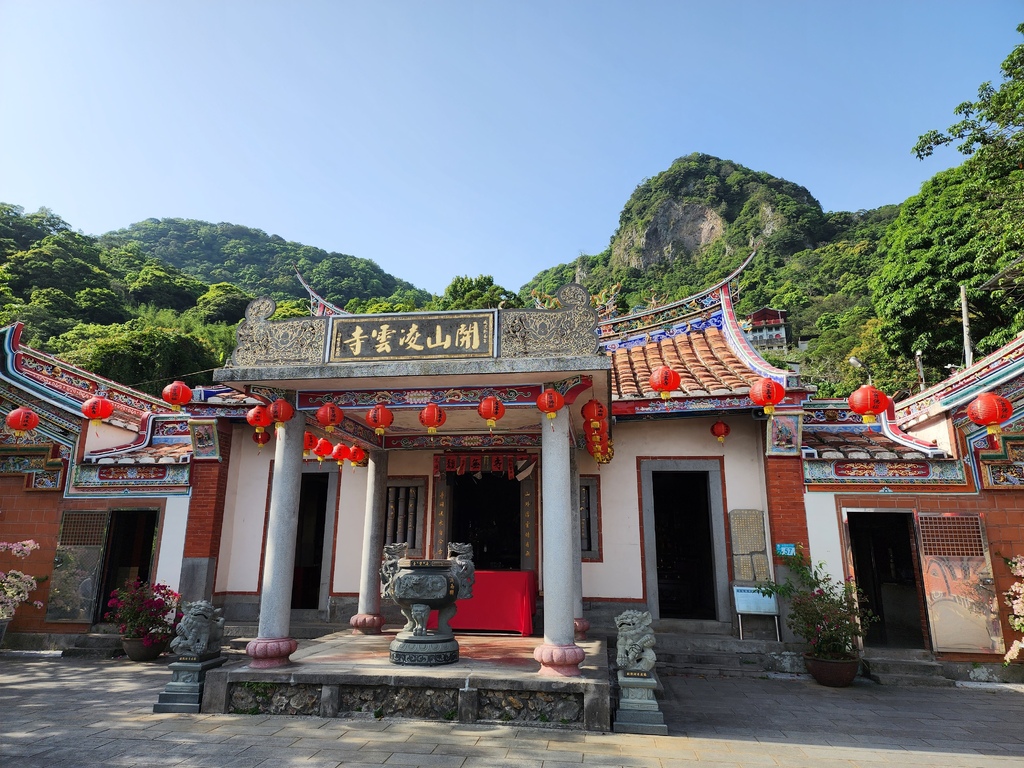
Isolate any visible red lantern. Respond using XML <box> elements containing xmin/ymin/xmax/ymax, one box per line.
<box><xmin>349</xmin><ymin>445</ymin><xmax>366</xmax><ymax>465</ymax></box>
<box><xmin>587</xmin><ymin>421</ymin><xmax>609</xmax><ymax>441</ymax></box>
<box><xmin>268</xmin><ymin>399</ymin><xmax>295</xmax><ymax>429</ymax></box>
<box><xmin>848</xmin><ymin>384</ymin><xmax>887</xmax><ymax>424</ymax></box>
<box><xmin>303</xmin><ymin>431</ymin><xmax>318</xmax><ymax>457</ymax></box>
<box><xmin>316</xmin><ymin>402</ymin><xmax>343</xmax><ymax>433</ymax></box>
<box><xmin>536</xmin><ymin>388</ymin><xmax>564</xmax><ymax>420</ymax></box>
<box><xmin>313</xmin><ymin>437</ymin><xmax>333</xmax><ymax>463</ymax></box>
<box><xmin>366</xmin><ymin>404</ymin><xmax>394</xmax><ymax>436</ymax></box>
<box><xmin>246</xmin><ymin>405</ymin><xmax>272</xmax><ymax>434</ymax></box>
<box><xmin>477</xmin><ymin>396</ymin><xmax>505</xmax><ymax>430</ymax></box>
<box><xmin>252</xmin><ymin>431</ymin><xmax>271</xmax><ymax>452</ymax></box>
<box><xmin>967</xmin><ymin>392</ymin><xmax>1014</xmax><ymax>436</ymax></box>
<box><xmin>649</xmin><ymin>365</ymin><xmax>681</xmax><ymax>400</ymax></box>
<box><xmin>581</xmin><ymin>399</ymin><xmax>608</xmax><ymax>428</ymax></box>
<box><xmin>81</xmin><ymin>395</ymin><xmax>115</xmax><ymax>427</ymax></box>
<box><xmin>6</xmin><ymin>406</ymin><xmax>39</xmax><ymax>437</ymax></box>
<box><xmin>419</xmin><ymin>403</ymin><xmax>446</xmax><ymax>434</ymax></box>
<box><xmin>161</xmin><ymin>381</ymin><xmax>192</xmax><ymax>411</ymax></box>
<box><xmin>711</xmin><ymin>419</ymin><xmax>730</xmax><ymax>444</ymax></box>
<box><xmin>749</xmin><ymin>377</ymin><xmax>786</xmax><ymax>416</ymax></box>
<box><xmin>332</xmin><ymin>442</ymin><xmax>351</xmax><ymax>468</ymax></box>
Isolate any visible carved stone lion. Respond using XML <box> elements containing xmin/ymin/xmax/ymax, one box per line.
<box><xmin>171</xmin><ymin>600</ymin><xmax>225</xmax><ymax>656</ymax></box>
<box><xmin>614</xmin><ymin>609</ymin><xmax>656</xmax><ymax>672</ymax></box>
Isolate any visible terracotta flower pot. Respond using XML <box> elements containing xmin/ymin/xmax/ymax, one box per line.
<box><xmin>121</xmin><ymin>636</ymin><xmax>169</xmax><ymax>662</ymax></box>
<box><xmin>803</xmin><ymin>653</ymin><xmax>860</xmax><ymax>687</ymax></box>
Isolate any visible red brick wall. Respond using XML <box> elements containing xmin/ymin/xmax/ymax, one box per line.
<box><xmin>184</xmin><ymin>423</ymin><xmax>233</xmax><ymax>559</ymax></box>
<box><xmin>764</xmin><ymin>455</ymin><xmax>810</xmax><ymax>560</ymax></box>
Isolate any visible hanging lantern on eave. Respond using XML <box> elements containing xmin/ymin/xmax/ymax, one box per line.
<box><xmin>419</xmin><ymin>403</ymin><xmax>446</xmax><ymax>434</ymax></box>
<box><xmin>252</xmin><ymin>431</ymin><xmax>271</xmax><ymax>453</ymax></box>
<box><xmin>161</xmin><ymin>380</ymin><xmax>192</xmax><ymax>411</ymax></box>
<box><xmin>477</xmin><ymin>396</ymin><xmax>505</xmax><ymax>431</ymax></box>
<box><xmin>968</xmin><ymin>392</ymin><xmax>1014</xmax><ymax>436</ymax></box>
<box><xmin>536</xmin><ymin>388</ymin><xmax>564</xmax><ymax>420</ymax></box>
<box><xmin>586</xmin><ymin>419</ymin><xmax>609</xmax><ymax>442</ymax></box>
<box><xmin>268</xmin><ymin>398</ymin><xmax>295</xmax><ymax>429</ymax></box>
<box><xmin>749</xmin><ymin>377</ymin><xmax>786</xmax><ymax>416</ymax></box>
<box><xmin>316</xmin><ymin>402</ymin><xmax>343</xmax><ymax>433</ymax></box>
<box><xmin>581</xmin><ymin>398</ymin><xmax>608</xmax><ymax>429</ymax></box>
<box><xmin>246</xmin><ymin>405</ymin><xmax>272</xmax><ymax>434</ymax></box>
<box><xmin>332</xmin><ymin>441</ymin><xmax>351</xmax><ymax>469</ymax></box>
<box><xmin>366</xmin><ymin>404</ymin><xmax>394</xmax><ymax>436</ymax></box>
<box><xmin>711</xmin><ymin>419</ymin><xmax>730</xmax><ymax>444</ymax></box>
<box><xmin>6</xmin><ymin>406</ymin><xmax>39</xmax><ymax>437</ymax></box>
<box><xmin>349</xmin><ymin>445</ymin><xmax>366</xmax><ymax>466</ymax></box>
<box><xmin>649</xmin><ymin>365</ymin><xmax>680</xmax><ymax>400</ymax></box>
<box><xmin>313</xmin><ymin>437</ymin><xmax>333</xmax><ymax>464</ymax></box>
<box><xmin>81</xmin><ymin>394</ymin><xmax>115</xmax><ymax>428</ymax></box>
<box><xmin>848</xmin><ymin>384</ymin><xmax>887</xmax><ymax>424</ymax></box>
<box><xmin>303</xmin><ymin>431</ymin><xmax>318</xmax><ymax>458</ymax></box>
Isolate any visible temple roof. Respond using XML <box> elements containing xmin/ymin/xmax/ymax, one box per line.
<box><xmin>802</xmin><ymin>427</ymin><xmax>932</xmax><ymax>460</ymax></box>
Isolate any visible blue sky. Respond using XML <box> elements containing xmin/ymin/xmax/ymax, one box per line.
<box><xmin>1</xmin><ymin>2</ymin><xmax>1020</xmax><ymax>295</ymax></box>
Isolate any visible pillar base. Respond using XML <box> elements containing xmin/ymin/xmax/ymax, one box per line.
<box><xmin>533</xmin><ymin>642</ymin><xmax>586</xmax><ymax>676</ymax></box>
<box><xmin>349</xmin><ymin>613</ymin><xmax>385</xmax><ymax>634</ymax></box>
<box><xmin>245</xmin><ymin>637</ymin><xmax>298</xmax><ymax>668</ymax></box>
<box><xmin>574</xmin><ymin>617</ymin><xmax>591</xmax><ymax>641</ymax></box>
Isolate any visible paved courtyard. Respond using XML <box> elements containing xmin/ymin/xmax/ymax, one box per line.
<box><xmin>3</xmin><ymin>652</ymin><xmax>1024</xmax><ymax>767</ymax></box>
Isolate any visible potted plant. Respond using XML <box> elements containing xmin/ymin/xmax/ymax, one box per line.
<box><xmin>0</xmin><ymin>539</ymin><xmax>44</xmax><ymax>646</ymax></box>
<box><xmin>104</xmin><ymin>579</ymin><xmax>181</xmax><ymax>662</ymax></box>
<box><xmin>757</xmin><ymin>549</ymin><xmax>877</xmax><ymax>687</ymax></box>
<box><xmin>1003</xmin><ymin>555</ymin><xmax>1024</xmax><ymax>665</ymax></box>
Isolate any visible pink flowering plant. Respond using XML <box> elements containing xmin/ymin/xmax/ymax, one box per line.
<box><xmin>1003</xmin><ymin>555</ymin><xmax>1024</xmax><ymax>664</ymax></box>
<box><xmin>104</xmin><ymin>580</ymin><xmax>180</xmax><ymax>646</ymax></box>
<box><xmin>0</xmin><ymin>539</ymin><xmax>44</xmax><ymax>621</ymax></box>
<box><xmin>757</xmin><ymin>549</ymin><xmax>877</xmax><ymax>661</ymax></box>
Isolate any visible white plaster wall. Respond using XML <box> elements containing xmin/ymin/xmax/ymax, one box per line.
<box><xmin>216</xmin><ymin>424</ymin><xmax>273</xmax><ymax>592</ymax></box>
<box><xmin>154</xmin><ymin>495</ymin><xmax>189</xmax><ymax>592</ymax></box>
<box><xmin>79</xmin><ymin>421</ymin><xmax>139</xmax><ymax>453</ymax></box>
<box><xmin>581</xmin><ymin>414</ymin><xmax>769</xmax><ymax>600</ymax></box>
<box><xmin>804</xmin><ymin>492</ymin><xmax>845</xmax><ymax>581</ymax></box>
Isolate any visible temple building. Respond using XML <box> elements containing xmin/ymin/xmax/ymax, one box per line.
<box><xmin>1</xmin><ymin>262</ymin><xmax>1023</xmax><ymax>681</ymax></box>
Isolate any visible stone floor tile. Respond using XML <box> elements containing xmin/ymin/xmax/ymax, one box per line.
<box><xmin>382</xmin><ymin>752</ymin><xmax>467</xmax><ymax>766</ymax></box>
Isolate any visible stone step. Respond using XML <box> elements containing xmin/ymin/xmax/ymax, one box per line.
<box><xmin>223</xmin><ymin>622</ymin><xmax>339</xmax><ymax>641</ymax></box>
<box><xmin>654</xmin><ymin>619</ymin><xmax>733</xmax><ymax>636</ymax></box>
<box><xmin>868</xmin><ymin>671</ymin><xmax>956</xmax><ymax>687</ymax></box>
<box><xmin>659</xmin><ymin>662</ymin><xmax>767</xmax><ymax>679</ymax></box>
<box><xmin>862</xmin><ymin>647</ymin><xmax>934</xmax><ymax>662</ymax></box>
<box><xmin>863</xmin><ymin>658</ymin><xmax>946</xmax><ymax>676</ymax></box>
<box><xmin>62</xmin><ymin>634</ymin><xmax>125</xmax><ymax>659</ymax></box>
<box><xmin>657</xmin><ymin>650</ymin><xmax>745</xmax><ymax>669</ymax></box>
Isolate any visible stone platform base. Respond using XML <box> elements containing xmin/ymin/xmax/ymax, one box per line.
<box><xmin>613</xmin><ymin>669</ymin><xmax>667</xmax><ymax>735</ymax></box>
<box><xmin>201</xmin><ymin>631</ymin><xmax>610</xmax><ymax>731</ymax></box>
<box><xmin>389</xmin><ymin>634</ymin><xmax>459</xmax><ymax>666</ymax></box>
<box><xmin>153</xmin><ymin>653</ymin><xmax>227</xmax><ymax>714</ymax></box>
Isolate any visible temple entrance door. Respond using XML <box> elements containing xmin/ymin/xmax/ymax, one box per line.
<box><xmin>652</xmin><ymin>471</ymin><xmax>716</xmax><ymax>620</ymax></box>
<box><xmin>847</xmin><ymin>511</ymin><xmax>926</xmax><ymax>649</ymax></box>
<box><xmin>291</xmin><ymin>473</ymin><xmax>328</xmax><ymax>610</ymax></box>
<box><xmin>449</xmin><ymin>473</ymin><xmax>521</xmax><ymax>570</ymax></box>
<box><xmin>97</xmin><ymin>509</ymin><xmax>159</xmax><ymax>623</ymax></box>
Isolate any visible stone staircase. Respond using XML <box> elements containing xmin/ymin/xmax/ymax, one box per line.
<box><xmin>224</xmin><ymin>609</ymin><xmax>341</xmax><ymax>651</ymax></box>
<box><xmin>650</xmin><ymin>620</ymin><xmax>796</xmax><ymax>678</ymax></box>
<box><xmin>61</xmin><ymin>624</ymin><xmax>125</xmax><ymax>659</ymax></box>
<box><xmin>861</xmin><ymin>647</ymin><xmax>955</xmax><ymax>687</ymax></box>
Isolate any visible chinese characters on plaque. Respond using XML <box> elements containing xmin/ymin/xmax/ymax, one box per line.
<box><xmin>329</xmin><ymin>313</ymin><xmax>495</xmax><ymax>362</ymax></box>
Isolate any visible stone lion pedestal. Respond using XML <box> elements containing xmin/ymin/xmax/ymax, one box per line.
<box><xmin>153</xmin><ymin>600</ymin><xmax>228</xmax><ymax>714</ymax></box>
<box><xmin>612</xmin><ymin>609</ymin><xmax>668</xmax><ymax>735</ymax></box>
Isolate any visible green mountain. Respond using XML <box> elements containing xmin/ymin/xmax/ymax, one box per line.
<box><xmin>99</xmin><ymin>218</ymin><xmax>431</xmax><ymax>310</ymax></box>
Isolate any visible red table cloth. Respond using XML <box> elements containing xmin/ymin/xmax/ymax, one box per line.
<box><xmin>427</xmin><ymin>569</ymin><xmax>538</xmax><ymax>635</ymax></box>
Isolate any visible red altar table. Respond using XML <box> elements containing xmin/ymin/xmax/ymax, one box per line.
<box><xmin>427</xmin><ymin>569</ymin><xmax>538</xmax><ymax>636</ymax></box>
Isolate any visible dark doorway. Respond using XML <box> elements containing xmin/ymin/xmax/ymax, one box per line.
<box><xmin>848</xmin><ymin>511</ymin><xmax>925</xmax><ymax>648</ymax></box>
<box><xmin>291</xmin><ymin>473</ymin><xmax>329</xmax><ymax>609</ymax></box>
<box><xmin>449</xmin><ymin>472</ymin><xmax>521</xmax><ymax>570</ymax></box>
<box><xmin>97</xmin><ymin>509</ymin><xmax>159</xmax><ymax>623</ymax></box>
<box><xmin>652</xmin><ymin>471</ymin><xmax>716</xmax><ymax>619</ymax></box>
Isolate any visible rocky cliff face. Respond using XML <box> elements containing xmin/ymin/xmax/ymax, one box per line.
<box><xmin>611</xmin><ymin>201</ymin><xmax>725</xmax><ymax>270</ymax></box>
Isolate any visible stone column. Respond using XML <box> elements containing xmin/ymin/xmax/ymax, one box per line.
<box><xmin>533</xmin><ymin>408</ymin><xmax>586</xmax><ymax>676</ymax></box>
<box><xmin>570</xmin><ymin>446</ymin><xmax>589</xmax><ymax>641</ymax></box>
<box><xmin>245</xmin><ymin>412</ymin><xmax>304</xmax><ymax>668</ymax></box>
<box><xmin>350</xmin><ymin>448</ymin><xmax>390</xmax><ymax>633</ymax></box>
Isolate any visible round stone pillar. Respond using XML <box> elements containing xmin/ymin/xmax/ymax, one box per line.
<box><xmin>569</xmin><ymin>447</ymin><xmax>589</xmax><ymax>641</ymax></box>
<box><xmin>533</xmin><ymin>407</ymin><xmax>586</xmax><ymax>676</ymax></box>
<box><xmin>350</xmin><ymin>448</ymin><xmax>389</xmax><ymax>633</ymax></box>
<box><xmin>246</xmin><ymin>411</ymin><xmax>304</xmax><ymax>668</ymax></box>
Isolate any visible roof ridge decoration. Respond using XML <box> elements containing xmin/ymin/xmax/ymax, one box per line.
<box><xmin>894</xmin><ymin>332</ymin><xmax>1024</xmax><ymax>427</ymax></box>
<box><xmin>295</xmin><ymin>268</ymin><xmax>351</xmax><ymax>317</ymax></box>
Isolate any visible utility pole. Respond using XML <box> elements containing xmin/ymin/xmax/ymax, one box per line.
<box><xmin>915</xmin><ymin>350</ymin><xmax>926</xmax><ymax>392</ymax></box>
<box><xmin>960</xmin><ymin>285</ymin><xmax>974</xmax><ymax>368</ymax></box>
